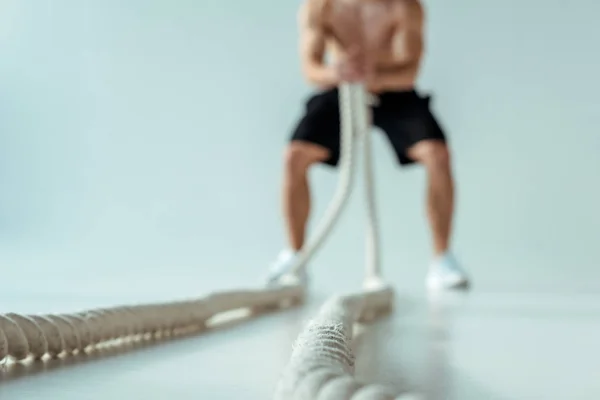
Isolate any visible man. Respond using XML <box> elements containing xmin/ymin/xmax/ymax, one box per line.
<box><xmin>268</xmin><ymin>0</ymin><xmax>469</xmax><ymax>290</ymax></box>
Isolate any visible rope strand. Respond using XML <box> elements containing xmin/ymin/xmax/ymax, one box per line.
<box><xmin>287</xmin><ymin>83</ymin><xmax>361</xmax><ymax>276</ymax></box>
<box><xmin>0</xmin><ymin>286</ymin><xmax>303</xmax><ymax>363</ymax></box>
<box><xmin>0</xmin><ymin>84</ymin><xmax>408</xmax><ymax>399</ymax></box>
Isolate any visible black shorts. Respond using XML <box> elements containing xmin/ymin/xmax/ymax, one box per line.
<box><xmin>290</xmin><ymin>88</ymin><xmax>447</xmax><ymax>166</ymax></box>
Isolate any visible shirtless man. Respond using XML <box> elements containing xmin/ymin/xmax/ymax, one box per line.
<box><xmin>268</xmin><ymin>0</ymin><xmax>469</xmax><ymax>290</ymax></box>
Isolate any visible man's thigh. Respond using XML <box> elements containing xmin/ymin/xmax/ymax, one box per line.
<box><xmin>290</xmin><ymin>89</ymin><xmax>342</xmax><ymax>167</ymax></box>
<box><xmin>373</xmin><ymin>92</ymin><xmax>447</xmax><ymax>166</ymax></box>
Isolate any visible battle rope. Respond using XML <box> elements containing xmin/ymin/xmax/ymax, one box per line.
<box><xmin>0</xmin><ymin>286</ymin><xmax>303</xmax><ymax>362</ymax></box>
<box><xmin>274</xmin><ymin>84</ymin><xmax>417</xmax><ymax>400</ymax></box>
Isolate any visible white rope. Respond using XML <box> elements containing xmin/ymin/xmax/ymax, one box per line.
<box><xmin>359</xmin><ymin>89</ymin><xmax>383</xmax><ymax>288</ymax></box>
<box><xmin>286</xmin><ymin>83</ymin><xmax>363</xmax><ymax>277</ymax></box>
<box><xmin>0</xmin><ymin>84</ymin><xmax>402</xmax><ymax>400</ymax></box>
<box><xmin>0</xmin><ymin>85</ymin><xmax>371</xmax><ymax>369</ymax></box>
<box><xmin>285</xmin><ymin>84</ymin><xmax>383</xmax><ymax>289</ymax></box>
<box><xmin>273</xmin><ymin>287</ymin><xmax>399</xmax><ymax>400</ymax></box>
<box><xmin>0</xmin><ymin>285</ymin><xmax>303</xmax><ymax>363</ymax></box>
<box><xmin>274</xmin><ymin>84</ymin><xmax>420</xmax><ymax>399</ymax></box>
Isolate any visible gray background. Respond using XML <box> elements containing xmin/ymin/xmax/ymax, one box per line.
<box><xmin>1</xmin><ymin>1</ymin><xmax>599</xmax><ymax>399</ymax></box>
<box><xmin>0</xmin><ymin>0</ymin><xmax>598</xmax><ymax>303</ymax></box>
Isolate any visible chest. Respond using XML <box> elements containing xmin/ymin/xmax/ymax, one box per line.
<box><xmin>325</xmin><ymin>0</ymin><xmax>398</xmax><ymax>51</ymax></box>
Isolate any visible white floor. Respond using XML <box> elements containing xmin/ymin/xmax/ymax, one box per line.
<box><xmin>2</xmin><ymin>289</ymin><xmax>600</xmax><ymax>400</ymax></box>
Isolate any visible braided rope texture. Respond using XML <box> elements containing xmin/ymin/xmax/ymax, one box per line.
<box><xmin>0</xmin><ymin>285</ymin><xmax>303</xmax><ymax>363</ymax></box>
<box><xmin>274</xmin><ymin>287</ymin><xmax>424</xmax><ymax>400</ymax></box>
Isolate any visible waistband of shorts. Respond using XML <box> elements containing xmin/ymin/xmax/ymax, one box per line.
<box><xmin>312</xmin><ymin>87</ymin><xmax>422</xmax><ymax>107</ymax></box>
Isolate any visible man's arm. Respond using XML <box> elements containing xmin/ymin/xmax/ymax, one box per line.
<box><xmin>391</xmin><ymin>0</ymin><xmax>424</xmax><ymax>67</ymax></box>
<box><xmin>298</xmin><ymin>0</ymin><xmax>339</xmax><ymax>88</ymax></box>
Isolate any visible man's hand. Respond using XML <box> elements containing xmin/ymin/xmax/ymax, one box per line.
<box><xmin>335</xmin><ymin>47</ymin><xmax>368</xmax><ymax>83</ymax></box>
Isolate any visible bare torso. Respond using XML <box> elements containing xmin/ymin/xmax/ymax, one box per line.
<box><xmin>321</xmin><ymin>0</ymin><xmax>423</xmax><ymax>91</ymax></box>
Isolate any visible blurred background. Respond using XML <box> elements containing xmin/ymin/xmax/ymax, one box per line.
<box><xmin>1</xmin><ymin>0</ymin><xmax>598</xmax><ymax>303</ymax></box>
<box><xmin>0</xmin><ymin>0</ymin><xmax>598</xmax><ymax>398</ymax></box>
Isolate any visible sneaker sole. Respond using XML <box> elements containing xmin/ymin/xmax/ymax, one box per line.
<box><xmin>426</xmin><ymin>278</ymin><xmax>470</xmax><ymax>291</ymax></box>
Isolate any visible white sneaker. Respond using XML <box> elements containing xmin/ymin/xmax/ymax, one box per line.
<box><xmin>266</xmin><ymin>249</ymin><xmax>308</xmax><ymax>286</ymax></box>
<box><xmin>426</xmin><ymin>253</ymin><xmax>469</xmax><ymax>290</ymax></box>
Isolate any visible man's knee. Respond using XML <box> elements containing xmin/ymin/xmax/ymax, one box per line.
<box><xmin>284</xmin><ymin>141</ymin><xmax>329</xmax><ymax>175</ymax></box>
<box><xmin>409</xmin><ymin>140</ymin><xmax>451</xmax><ymax>172</ymax></box>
